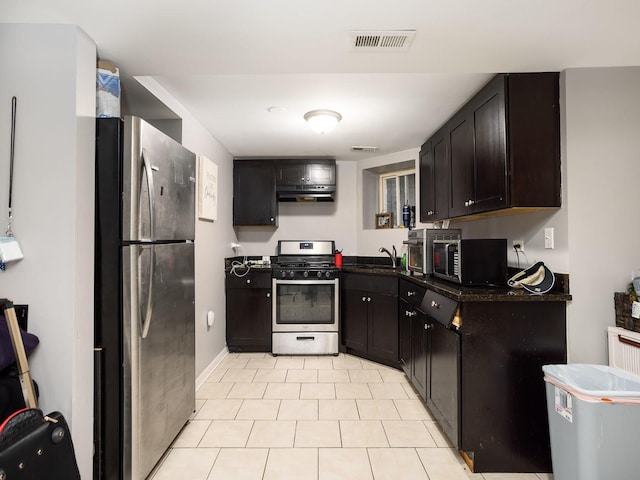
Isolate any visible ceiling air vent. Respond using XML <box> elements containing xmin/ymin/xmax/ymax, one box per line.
<box><xmin>351</xmin><ymin>30</ymin><xmax>415</xmax><ymax>52</ymax></box>
<box><xmin>351</xmin><ymin>146</ymin><xmax>379</xmax><ymax>153</ymax></box>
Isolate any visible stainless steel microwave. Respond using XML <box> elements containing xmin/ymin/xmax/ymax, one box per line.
<box><xmin>406</xmin><ymin>228</ymin><xmax>461</xmax><ymax>275</ymax></box>
<box><xmin>432</xmin><ymin>238</ymin><xmax>508</xmax><ymax>286</ymax></box>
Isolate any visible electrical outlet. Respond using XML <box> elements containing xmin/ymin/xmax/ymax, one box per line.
<box><xmin>513</xmin><ymin>240</ymin><xmax>524</xmax><ymax>252</ymax></box>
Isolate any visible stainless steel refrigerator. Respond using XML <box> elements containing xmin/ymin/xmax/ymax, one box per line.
<box><xmin>94</xmin><ymin>116</ymin><xmax>196</xmax><ymax>480</ymax></box>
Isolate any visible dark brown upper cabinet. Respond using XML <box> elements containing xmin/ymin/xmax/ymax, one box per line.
<box><xmin>420</xmin><ymin>72</ymin><xmax>561</xmax><ymax>221</ymax></box>
<box><xmin>419</xmin><ymin>125</ymin><xmax>451</xmax><ymax>222</ymax></box>
<box><xmin>276</xmin><ymin>159</ymin><xmax>335</xmax><ymax>186</ymax></box>
<box><xmin>233</xmin><ymin>159</ymin><xmax>278</xmax><ymax>226</ymax></box>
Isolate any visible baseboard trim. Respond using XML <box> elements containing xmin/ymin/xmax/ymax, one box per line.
<box><xmin>196</xmin><ymin>346</ymin><xmax>229</xmax><ymax>390</ymax></box>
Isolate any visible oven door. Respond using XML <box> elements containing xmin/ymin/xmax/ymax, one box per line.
<box><xmin>272</xmin><ymin>278</ymin><xmax>339</xmax><ymax>332</ymax></box>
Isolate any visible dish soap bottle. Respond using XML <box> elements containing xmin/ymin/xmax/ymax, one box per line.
<box><xmin>400</xmin><ymin>243</ymin><xmax>408</xmax><ymax>271</ymax></box>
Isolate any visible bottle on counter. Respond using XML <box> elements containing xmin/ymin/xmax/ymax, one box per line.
<box><xmin>400</xmin><ymin>243</ymin><xmax>408</xmax><ymax>271</ymax></box>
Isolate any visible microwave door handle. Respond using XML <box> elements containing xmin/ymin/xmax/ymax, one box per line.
<box><xmin>444</xmin><ymin>243</ymin><xmax>455</xmax><ymax>276</ymax></box>
<box><xmin>446</xmin><ymin>242</ymin><xmax>460</xmax><ymax>280</ymax></box>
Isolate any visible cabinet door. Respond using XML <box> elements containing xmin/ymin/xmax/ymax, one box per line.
<box><xmin>427</xmin><ymin>320</ymin><xmax>460</xmax><ymax>449</ymax></box>
<box><xmin>411</xmin><ymin>310</ymin><xmax>428</xmax><ymax>400</ymax></box>
<box><xmin>306</xmin><ymin>161</ymin><xmax>335</xmax><ymax>185</ymax></box>
<box><xmin>399</xmin><ymin>300</ymin><xmax>413</xmax><ymax>378</ymax></box>
<box><xmin>419</xmin><ymin>142</ymin><xmax>435</xmax><ymax>222</ymax></box>
<box><xmin>367</xmin><ymin>293</ymin><xmax>398</xmax><ymax>363</ymax></box>
<box><xmin>276</xmin><ymin>161</ymin><xmax>306</xmax><ymax>186</ymax></box>
<box><xmin>420</xmin><ymin>130</ymin><xmax>450</xmax><ymax>222</ymax></box>
<box><xmin>432</xmin><ymin>131</ymin><xmax>450</xmax><ymax>221</ymax></box>
<box><xmin>449</xmin><ymin>111</ymin><xmax>475</xmax><ymax>218</ymax></box>
<box><xmin>342</xmin><ymin>289</ymin><xmax>368</xmax><ymax>352</ymax></box>
<box><xmin>226</xmin><ymin>288</ymin><xmax>272</xmax><ymax>351</ymax></box>
<box><xmin>233</xmin><ymin>160</ymin><xmax>277</xmax><ymax>226</ymax></box>
<box><xmin>471</xmin><ymin>77</ymin><xmax>507</xmax><ymax>213</ymax></box>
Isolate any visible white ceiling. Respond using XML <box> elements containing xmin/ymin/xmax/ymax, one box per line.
<box><xmin>3</xmin><ymin>0</ymin><xmax>640</xmax><ymax>160</ymax></box>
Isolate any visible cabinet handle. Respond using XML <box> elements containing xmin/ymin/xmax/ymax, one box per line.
<box><xmin>362</xmin><ymin>296</ymin><xmax>367</xmax><ymax>302</ymax></box>
<box><xmin>367</xmin><ymin>297</ymin><xmax>371</xmax><ymax>302</ymax></box>
<box><xmin>428</xmin><ymin>210</ymin><xmax>434</xmax><ymax>215</ymax></box>
<box><xmin>431</xmin><ymin>300</ymin><xmax>440</xmax><ymax>309</ymax></box>
<box><xmin>408</xmin><ymin>291</ymin><xmax>416</xmax><ymax>297</ymax></box>
<box><xmin>424</xmin><ymin>323</ymin><xmax>432</xmax><ymax>330</ymax></box>
<box><xmin>270</xmin><ymin>217</ymin><xmax>275</xmax><ymax>222</ymax></box>
<box><xmin>301</xmin><ymin>177</ymin><xmax>305</xmax><ymax>181</ymax></box>
<box><xmin>405</xmin><ymin>310</ymin><xmax>417</xmax><ymax>317</ymax></box>
<box><xmin>246</xmin><ymin>279</ymin><xmax>251</xmax><ymax>284</ymax></box>
<box><xmin>267</xmin><ymin>293</ymin><xmax>271</xmax><ymax>298</ymax></box>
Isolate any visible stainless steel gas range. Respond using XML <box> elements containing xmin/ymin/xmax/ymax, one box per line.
<box><xmin>271</xmin><ymin>240</ymin><xmax>339</xmax><ymax>355</ymax></box>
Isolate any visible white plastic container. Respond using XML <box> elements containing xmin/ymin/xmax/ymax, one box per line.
<box><xmin>543</xmin><ymin>364</ymin><xmax>640</xmax><ymax>480</ymax></box>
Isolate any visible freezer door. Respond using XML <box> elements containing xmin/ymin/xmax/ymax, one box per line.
<box><xmin>123</xmin><ymin>116</ymin><xmax>196</xmax><ymax>242</ymax></box>
<box><xmin>122</xmin><ymin>242</ymin><xmax>195</xmax><ymax>480</ymax></box>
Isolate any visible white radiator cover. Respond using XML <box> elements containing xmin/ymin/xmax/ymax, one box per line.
<box><xmin>608</xmin><ymin>326</ymin><xmax>640</xmax><ymax>376</ymax></box>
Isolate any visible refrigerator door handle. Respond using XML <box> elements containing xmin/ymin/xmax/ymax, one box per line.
<box><xmin>141</xmin><ymin>148</ymin><xmax>155</xmax><ymax>242</ymax></box>
<box><xmin>140</xmin><ymin>244</ymin><xmax>155</xmax><ymax>339</ymax></box>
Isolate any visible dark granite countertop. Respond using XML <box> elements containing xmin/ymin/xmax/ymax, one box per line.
<box><xmin>224</xmin><ymin>256</ymin><xmax>571</xmax><ymax>302</ymax></box>
<box><xmin>341</xmin><ymin>260</ymin><xmax>571</xmax><ymax>303</ymax></box>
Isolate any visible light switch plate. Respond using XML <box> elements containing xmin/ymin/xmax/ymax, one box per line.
<box><xmin>544</xmin><ymin>228</ymin><xmax>554</xmax><ymax>249</ymax></box>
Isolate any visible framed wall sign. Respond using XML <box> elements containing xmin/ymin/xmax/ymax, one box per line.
<box><xmin>197</xmin><ymin>155</ymin><xmax>218</xmax><ymax>221</ymax></box>
<box><xmin>375</xmin><ymin>212</ymin><xmax>393</xmax><ymax>229</ymax></box>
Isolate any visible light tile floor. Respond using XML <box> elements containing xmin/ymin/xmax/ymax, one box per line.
<box><xmin>150</xmin><ymin>353</ymin><xmax>553</xmax><ymax>480</ymax></box>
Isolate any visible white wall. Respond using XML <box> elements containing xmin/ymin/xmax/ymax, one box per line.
<box><xmin>426</xmin><ymin>68</ymin><xmax>640</xmax><ymax>364</ymax></box>
<box><xmin>232</xmin><ymin>161</ymin><xmax>359</xmax><ymax>256</ymax></box>
<box><xmin>0</xmin><ymin>24</ymin><xmax>95</xmax><ymax>479</ymax></box>
<box><xmin>356</xmin><ymin>148</ymin><xmax>420</xmax><ymax>257</ymax></box>
<box><xmin>136</xmin><ymin>77</ymin><xmax>236</xmax><ymax>380</ymax></box>
<box><xmin>563</xmin><ymin>67</ymin><xmax>640</xmax><ymax>363</ymax></box>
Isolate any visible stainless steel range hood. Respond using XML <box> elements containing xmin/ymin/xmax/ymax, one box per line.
<box><xmin>277</xmin><ymin>185</ymin><xmax>335</xmax><ymax>202</ymax></box>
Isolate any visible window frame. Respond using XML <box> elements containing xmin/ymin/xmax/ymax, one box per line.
<box><xmin>379</xmin><ymin>168</ymin><xmax>415</xmax><ymax>227</ymax></box>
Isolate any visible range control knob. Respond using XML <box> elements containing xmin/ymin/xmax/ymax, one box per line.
<box><xmin>303</xmin><ymin>271</ymin><xmax>309</xmax><ymax>278</ymax></box>
<box><xmin>317</xmin><ymin>271</ymin><xmax>323</xmax><ymax>279</ymax></box>
<box><xmin>325</xmin><ymin>271</ymin><xmax>331</xmax><ymax>278</ymax></box>
<box><xmin>289</xmin><ymin>271</ymin><xmax>295</xmax><ymax>278</ymax></box>
<box><xmin>280</xmin><ymin>271</ymin><xmax>286</xmax><ymax>278</ymax></box>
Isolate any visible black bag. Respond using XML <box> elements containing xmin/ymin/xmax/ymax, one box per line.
<box><xmin>0</xmin><ymin>409</ymin><xmax>81</xmax><ymax>479</ymax></box>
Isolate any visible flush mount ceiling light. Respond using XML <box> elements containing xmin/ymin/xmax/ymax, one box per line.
<box><xmin>304</xmin><ymin>109</ymin><xmax>342</xmax><ymax>134</ymax></box>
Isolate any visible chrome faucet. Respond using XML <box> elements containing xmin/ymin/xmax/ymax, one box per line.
<box><xmin>379</xmin><ymin>246</ymin><xmax>397</xmax><ymax>268</ymax></box>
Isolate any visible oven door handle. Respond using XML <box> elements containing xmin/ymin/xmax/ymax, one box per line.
<box><xmin>273</xmin><ymin>279</ymin><xmax>338</xmax><ymax>285</ymax></box>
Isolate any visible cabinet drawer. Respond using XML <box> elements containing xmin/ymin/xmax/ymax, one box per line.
<box><xmin>399</xmin><ymin>279</ymin><xmax>426</xmax><ymax>306</ymax></box>
<box><xmin>421</xmin><ymin>290</ymin><xmax>458</xmax><ymax>327</ymax></box>
<box><xmin>226</xmin><ymin>270</ymin><xmax>272</xmax><ymax>289</ymax></box>
<box><xmin>343</xmin><ymin>273</ymin><xmax>398</xmax><ymax>294</ymax></box>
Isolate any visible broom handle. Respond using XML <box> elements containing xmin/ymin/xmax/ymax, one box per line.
<box><xmin>1</xmin><ymin>299</ymin><xmax>38</xmax><ymax>408</ymax></box>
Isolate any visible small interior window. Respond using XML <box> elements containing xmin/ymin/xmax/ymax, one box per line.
<box><xmin>379</xmin><ymin>169</ymin><xmax>415</xmax><ymax>227</ymax></box>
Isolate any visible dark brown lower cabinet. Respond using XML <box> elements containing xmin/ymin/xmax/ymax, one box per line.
<box><xmin>398</xmin><ymin>277</ymin><xmax>567</xmax><ymax>473</ymax></box>
<box><xmin>225</xmin><ymin>270</ymin><xmax>272</xmax><ymax>352</ymax></box>
<box><xmin>426</xmin><ymin>320</ymin><xmax>460</xmax><ymax>449</ymax></box>
<box><xmin>400</xmin><ymin>299</ymin><xmax>428</xmax><ymax>398</ymax></box>
<box><xmin>457</xmin><ymin>301</ymin><xmax>566</xmax><ymax>473</ymax></box>
<box><xmin>342</xmin><ymin>273</ymin><xmax>399</xmax><ymax>367</ymax></box>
